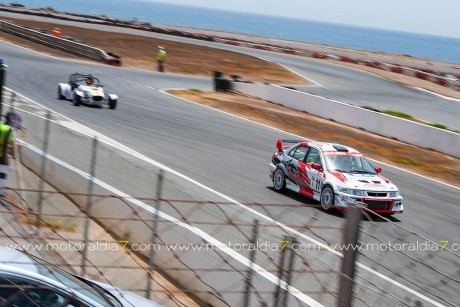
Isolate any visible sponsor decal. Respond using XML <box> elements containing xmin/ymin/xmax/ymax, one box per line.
<box><xmin>363</xmin><ymin>183</ymin><xmax>386</xmax><ymax>188</ymax></box>
<box><xmin>322</xmin><ymin>151</ymin><xmax>363</xmax><ymax>156</ymax></box>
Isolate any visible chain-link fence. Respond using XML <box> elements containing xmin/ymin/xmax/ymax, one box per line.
<box><xmin>0</xmin><ymin>88</ymin><xmax>458</xmax><ymax>306</ymax></box>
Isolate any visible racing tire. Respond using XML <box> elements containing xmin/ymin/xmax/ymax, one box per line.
<box><xmin>273</xmin><ymin>168</ymin><xmax>286</xmax><ymax>193</ymax></box>
<box><xmin>108</xmin><ymin>98</ymin><xmax>117</xmax><ymax>110</ymax></box>
<box><xmin>73</xmin><ymin>94</ymin><xmax>81</xmax><ymax>106</ymax></box>
<box><xmin>57</xmin><ymin>86</ymin><xmax>65</xmax><ymax>100</ymax></box>
<box><xmin>320</xmin><ymin>185</ymin><xmax>335</xmax><ymax>211</ymax></box>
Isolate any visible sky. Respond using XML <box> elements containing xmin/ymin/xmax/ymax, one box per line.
<box><xmin>144</xmin><ymin>0</ymin><xmax>459</xmax><ymax>38</ymax></box>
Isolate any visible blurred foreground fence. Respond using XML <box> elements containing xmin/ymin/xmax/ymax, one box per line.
<box><xmin>0</xmin><ymin>88</ymin><xmax>459</xmax><ymax>306</ymax></box>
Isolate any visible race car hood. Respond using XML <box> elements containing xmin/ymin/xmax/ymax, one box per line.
<box><xmin>337</xmin><ymin>172</ymin><xmax>398</xmax><ymax>191</ymax></box>
<box><xmin>78</xmin><ymin>85</ymin><xmax>104</xmax><ymax>96</ymax></box>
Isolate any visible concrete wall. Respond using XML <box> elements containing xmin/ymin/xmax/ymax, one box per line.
<box><xmin>233</xmin><ymin>82</ymin><xmax>460</xmax><ymax>158</ymax></box>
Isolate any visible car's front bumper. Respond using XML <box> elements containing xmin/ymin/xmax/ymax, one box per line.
<box><xmin>335</xmin><ymin>191</ymin><xmax>403</xmax><ymax>214</ymax></box>
<box><xmin>81</xmin><ymin>97</ymin><xmax>104</xmax><ymax>106</ymax></box>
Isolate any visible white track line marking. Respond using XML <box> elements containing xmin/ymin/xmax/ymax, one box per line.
<box><xmin>255</xmin><ymin>55</ymin><xmax>322</xmax><ymax>86</ymax></box>
<box><xmin>160</xmin><ymin>89</ymin><xmax>459</xmax><ymax>191</ymax></box>
<box><xmin>412</xmin><ymin>87</ymin><xmax>460</xmax><ymax>102</ymax></box>
<box><xmin>0</xmin><ymin>40</ymin><xmax>60</xmax><ymax>60</ymax></box>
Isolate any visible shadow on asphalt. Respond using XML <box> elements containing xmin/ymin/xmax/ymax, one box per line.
<box><xmin>265</xmin><ymin>186</ymin><xmax>345</xmax><ymax>219</ymax></box>
<box><xmin>265</xmin><ymin>186</ymin><xmax>401</xmax><ymax>223</ymax></box>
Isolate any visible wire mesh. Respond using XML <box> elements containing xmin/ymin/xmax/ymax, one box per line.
<box><xmin>1</xmin><ymin>88</ymin><xmax>457</xmax><ymax>306</ymax></box>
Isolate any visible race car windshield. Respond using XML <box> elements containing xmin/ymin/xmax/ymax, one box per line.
<box><xmin>324</xmin><ymin>155</ymin><xmax>376</xmax><ymax>174</ymax></box>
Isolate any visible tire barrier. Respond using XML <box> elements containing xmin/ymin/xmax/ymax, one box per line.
<box><xmin>437</xmin><ymin>77</ymin><xmax>449</xmax><ymax>87</ymax></box>
<box><xmin>253</xmin><ymin>44</ymin><xmax>272</xmax><ymax>51</ymax></box>
<box><xmin>390</xmin><ymin>66</ymin><xmax>404</xmax><ymax>74</ymax></box>
<box><xmin>104</xmin><ymin>57</ymin><xmax>121</xmax><ymax>66</ymax></box>
<box><xmin>312</xmin><ymin>52</ymin><xmax>329</xmax><ymax>59</ymax></box>
<box><xmin>282</xmin><ymin>48</ymin><xmax>297</xmax><ymax>55</ymax></box>
<box><xmin>339</xmin><ymin>56</ymin><xmax>354</xmax><ymax>63</ymax></box>
<box><xmin>415</xmin><ymin>71</ymin><xmax>428</xmax><ymax>80</ymax></box>
<box><xmin>223</xmin><ymin>41</ymin><xmax>241</xmax><ymax>46</ymax></box>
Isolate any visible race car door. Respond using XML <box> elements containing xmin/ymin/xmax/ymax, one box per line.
<box><xmin>302</xmin><ymin>147</ymin><xmax>325</xmax><ymax>198</ymax></box>
<box><xmin>285</xmin><ymin>145</ymin><xmax>309</xmax><ymax>187</ymax></box>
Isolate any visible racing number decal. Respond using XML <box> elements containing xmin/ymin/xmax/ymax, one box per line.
<box><xmin>312</xmin><ymin>177</ymin><xmax>322</xmax><ymax>191</ymax></box>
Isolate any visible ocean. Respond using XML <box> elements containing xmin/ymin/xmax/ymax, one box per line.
<box><xmin>10</xmin><ymin>0</ymin><xmax>460</xmax><ymax>64</ymax></box>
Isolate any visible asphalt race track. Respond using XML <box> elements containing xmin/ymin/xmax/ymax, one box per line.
<box><xmin>1</xmin><ymin>31</ymin><xmax>460</xmax><ymax>306</ymax></box>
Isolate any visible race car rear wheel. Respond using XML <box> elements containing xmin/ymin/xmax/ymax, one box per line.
<box><xmin>73</xmin><ymin>94</ymin><xmax>81</xmax><ymax>106</ymax></box>
<box><xmin>320</xmin><ymin>185</ymin><xmax>335</xmax><ymax>210</ymax></box>
<box><xmin>57</xmin><ymin>86</ymin><xmax>65</xmax><ymax>100</ymax></box>
<box><xmin>273</xmin><ymin>168</ymin><xmax>286</xmax><ymax>193</ymax></box>
<box><xmin>108</xmin><ymin>98</ymin><xmax>117</xmax><ymax>110</ymax></box>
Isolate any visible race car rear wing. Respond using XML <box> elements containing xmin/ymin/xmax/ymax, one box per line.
<box><xmin>276</xmin><ymin>139</ymin><xmax>308</xmax><ymax>151</ymax></box>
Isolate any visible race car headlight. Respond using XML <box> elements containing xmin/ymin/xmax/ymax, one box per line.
<box><xmin>389</xmin><ymin>191</ymin><xmax>399</xmax><ymax>197</ymax></box>
<box><xmin>341</xmin><ymin>188</ymin><xmax>365</xmax><ymax>196</ymax></box>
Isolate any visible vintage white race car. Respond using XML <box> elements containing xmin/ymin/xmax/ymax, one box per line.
<box><xmin>270</xmin><ymin>139</ymin><xmax>403</xmax><ymax>215</ymax></box>
<box><xmin>58</xmin><ymin>73</ymin><xmax>118</xmax><ymax>109</ymax></box>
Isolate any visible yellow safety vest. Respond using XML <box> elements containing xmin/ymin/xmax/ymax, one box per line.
<box><xmin>0</xmin><ymin>123</ymin><xmax>14</xmax><ymax>159</ymax></box>
<box><xmin>157</xmin><ymin>50</ymin><xmax>166</xmax><ymax>61</ymax></box>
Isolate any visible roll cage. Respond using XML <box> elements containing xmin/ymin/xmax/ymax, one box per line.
<box><xmin>68</xmin><ymin>73</ymin><xmax>101</xmax><ymax>88</ymax></box>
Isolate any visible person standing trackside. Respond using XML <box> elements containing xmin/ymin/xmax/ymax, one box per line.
<box><xmin>156</xmin><ymin>46</ymin><xmax>166</xmax><ymax>72</ymax></box>
<box><xmin>0</xmin><ymin>119</ymin><xmax>14</xmax><ymax>196</ymax></box>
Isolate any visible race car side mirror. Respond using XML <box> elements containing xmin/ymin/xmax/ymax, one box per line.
<box><xmin>312</xmin><ymin>163</ymin><xmax>323</xmax><ymax>172</ymax></box>
<box><xmin>375</xmin><ymin>167</ymin><xmax>382</xmax><ymax>173</ymax></box>
<box><xmin>276</xmin><ymin>139</ymin><xmax>283</xmax><ymax>151</ymax></box>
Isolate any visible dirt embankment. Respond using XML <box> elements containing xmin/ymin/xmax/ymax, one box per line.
<box><xmin>0</xmin><ymin>16</ymin><xmax>307</xmax><ymax>84</ymax></box>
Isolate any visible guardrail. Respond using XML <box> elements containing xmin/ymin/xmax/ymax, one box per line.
<box><xmin>0</xmin><ymin>20</ymin><xmax>121</xmax><ymax>66</ymax></box>
<box><xmin>232</xmin><ymin>82</ymin><xmax>460</xmax><ymax>158</ymax></box>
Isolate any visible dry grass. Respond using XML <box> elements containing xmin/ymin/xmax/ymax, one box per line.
<box><xmin>170</xmin><ymin>90</ymin><xmax>460</xmax><ymax>186</ymax></box>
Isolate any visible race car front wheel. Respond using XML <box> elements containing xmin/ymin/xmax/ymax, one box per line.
<box><xmin>108</xmin><ymin>98</ymin><xmax>117</xmax><ymax>110</ymax></box>
<box><xmin>273</xmin><ymin>168</ymin><xmax>286</xmax><ymax>193</ymax></box>
<box><xmin>73</xmin><ymin>94</ymin><xmax>81</xmax><ymax>106</ymax></box>
<box><xmin>320</xmin><ymin>185</ymin><xmax>335</xmax><ymax>210</ymax></box>
<box><xmin>57</xmin><ymin>86</ymin><xmax>65</xmax><ymax>100</ymax></box>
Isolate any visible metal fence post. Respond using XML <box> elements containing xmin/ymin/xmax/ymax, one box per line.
<box><xmin>35</xmin><ymin>110</ymin><xmax>51</xmax><ymax>234</ymax></box>
<box><xmin>243</xmin><ymin>219</ymin><xmax>259</xmax><ymax>307</ymax></box>
<box><xmin>81</xmin><ymin>137</ymin><xmax>98</xmax><ymax>276</ymax></box>
<box><xmin>145</xmin><ymin>169</ymin><xmax>164</xmax><ymax>298</ymax></box>
<box><xmin>338</xmin><ymin>205</ymin><xmax>362</xmax><ymax>307</ymax></box>
<box><xmin>281</xmin><ymin>238</ymin><xmax>296</xmax><ymax>307</ymax></box>
<box><xmin>273</xmin><ymin>235</ymin><xmax>288</xmax><ymax>307</ymax></box>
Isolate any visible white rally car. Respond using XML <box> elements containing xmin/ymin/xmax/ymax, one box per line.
<box><xmin>58</xmin><ymin>73</ymin><xmax>118</xmax><ymax>109</ymax></box>
<box><xmin>270</xmin><ymin>139</ymin><xmax>403</xmax><ymax>215</ymax></box>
